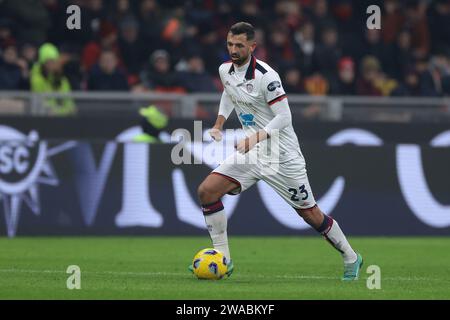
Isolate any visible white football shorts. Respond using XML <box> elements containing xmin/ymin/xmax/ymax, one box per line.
<box><xmin>212</xmin><ymin>149</ymin><xmax>316</xmax><ymax>210</ymax></box>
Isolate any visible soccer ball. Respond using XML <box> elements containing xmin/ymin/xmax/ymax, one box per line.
<box><xmin>192</xmin><ymin>248</ymin><xmax>228</xmax><ymax>280</ymax></box>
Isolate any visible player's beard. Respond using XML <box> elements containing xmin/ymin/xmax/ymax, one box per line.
<box><xmin>231</xmin><ymin>53</ymin><xmax>249</xmax><ymax>66</ymax></box>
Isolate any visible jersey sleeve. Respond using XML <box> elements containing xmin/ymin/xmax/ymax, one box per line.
<box><xmin>217</xmin><ymin>63</ymin><xmax>235</xmax><ymax>119</ymax></box>
<box><xmin>262</xmin><ymin>71</ymin><xmax>287</xmax><ymax>106</ymax></box>
<box><xmin>218</xmin><ymin>90</ymin><xmax>234</xmax><ymax>119</ymax></box>
<box><xmin>263</xmin><ymin>98</ymin><xmax>292</xmax><ymax>135</ymax></box>
<box><xmin>218</xmin><ymin>63</ymin><xmax>228</xmax><ymax>86</ymax></box>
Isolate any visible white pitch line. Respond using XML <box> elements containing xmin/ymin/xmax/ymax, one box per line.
<box><xmin>0</xmin><ymin>269</ymin><xmax>185</xmax><ymax>277</ymax></box>
<box><xmin>0</xmin><ymin>268</ymin><xmax>446</xmax><ymax>282</ymax></box>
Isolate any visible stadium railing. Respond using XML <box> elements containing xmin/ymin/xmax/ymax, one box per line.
<box><xmin>0</xmin><ymin>91</ymin><xmax>449</xmax><ymax>122</ymax></box>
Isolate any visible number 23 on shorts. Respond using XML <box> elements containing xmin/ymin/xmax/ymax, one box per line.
<box><xmin>288</xmin><ymin>184</ymin><xmax>309</xmax><ymax>201</ymax></box>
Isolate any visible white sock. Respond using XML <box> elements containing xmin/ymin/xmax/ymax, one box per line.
<box><xmin>204</xmin><ymin>208</ymin><xmax>231</xmax><ymax>261</ymax></box>
<box><xmin>322</xmin><ymin>218</ymin><xmax>357</xmax><ymax>264</ymax></box>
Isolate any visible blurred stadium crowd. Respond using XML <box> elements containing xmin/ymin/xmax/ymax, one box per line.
<box><xmin>0</xmin><ymin>0</ymin><xmax>449</xmax><ymax>97</ymax></box>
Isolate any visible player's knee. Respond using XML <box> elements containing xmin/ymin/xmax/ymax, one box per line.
<box><xmin>297</xmin><ymin>205</ymin><xmax>320</xmax><ymax>222</ymax></box>
<box><xmin>197</xmin><ymin>183</ymin><xmax>208</xmax><ymax>202</ymax></box>
<box><xmin>197</xmin><ymin>183</ymin><xmax>220</xmax><ymax>204</ymax></box>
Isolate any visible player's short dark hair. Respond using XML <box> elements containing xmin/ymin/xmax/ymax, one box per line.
<box><xmin>229</xmin><ymin>22</ymin><xmax>255</xmax><ymax>41</ymax></box>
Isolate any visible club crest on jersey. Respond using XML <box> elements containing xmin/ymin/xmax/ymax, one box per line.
<box><xmin>239</xmin><ymin>113</ymin><xmax>256</xmax><ymax>127</ymax></box>
<box><xmin>246</xmin><ymin>83</ymin><xmax>254</xmax><ymax>93</ymax></box>
<box><xmin>267</xmin><ymin>81</ymin><xmax>281</xmax><ymax>92</ymax></box>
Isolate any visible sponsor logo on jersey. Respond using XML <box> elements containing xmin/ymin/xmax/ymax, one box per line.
<box><xmin>267</xmin><ymin>81</ymin><xmax>281</xmax><ymax>92</ymax></box>
<box><xmin>239</xmin><ymin>113</ymin><xmax>256</xmax><ymax>126</ymax></box>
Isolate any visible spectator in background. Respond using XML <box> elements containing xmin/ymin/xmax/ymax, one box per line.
<box><xmin>267</xmin><ymin>22</ymin><xmax>296</xmax><ymax>71</ymax></box>
<box><xmin>427</xmin><ymin>0</ymin><xmax>450</xmax><ymax>55</ymax></box>
<box><xmin>332</xmin><ymin>0</ymin><xmax>355</xmax><ymax>35</ymax></box>
<box><xmin>374</xmin><ymin>66</ymin><xmax>399</xmax><ymax>96</ymax></box>
<box><xmin>239</xmin><ymin>0</ymin><xmax>267</xmax><ymax>29</ymax></box>
<box><xmin>30</xmin><ymin>43</ymin><xmax>75</xmax><ymax>115</ymax></box>
<box><xmin>82</xmin><ymin>21</ymin><xmax>121</xmax><ymax>72</ymax></box>
<box><xmin>302</xmin><ymin>73</ymin><xmax>330</xmax><ymax>118</ymax></box>
<box><xmin>273</xmin><ymin>0</ymin><xmax>304</xmax><ymax>31</ymax></box>
<box><xmin>293</xmin><ymin>21</ymin><xmax>316</xmax><ymax>76</ymax></box>
<box><xmin>442</xmin><ymin>75</ymin><xmax>450</xmax><ymax>96</ymax></box>
<box><xmin>177</xmin><ymin>54</ymin><xmax>218</xmax><ymax>93</ymax></box>
<box><xmin>0</xmin><ymin>19</ymin><xmax>15</xmax><ymax>49</ymax></box>
<box><xmin>197</xmin><ymin>23</ymin><xmax>223</xmax><ymax>76</ymax></box>
<box><xmin>19</xmin><ymin>42</ymin><xmax>38</xmax><ymax>69</ymax></box>
<box><xmin>382</xmin><ymin>0</ymin><xmax>405</xmax><ymax>45</ymax></box>
<box><xmin>138</xmin><ymin>0</ymin><xmax>164</xmax><ymax>53</ymax></box>
<box><xmin>59</xmin><ymin>44</ymin><xmax>84</xmax><ymax>90</ymax></box>
<box><xmin>141</xmin><ymin>49</ymin><xmax>185</xmax><ymax>93</ymax></box>
<box><xmin>118</xmin><ymin>15</ymin><xmax>147</xmax><ymax>76</ymax></box>
<box><xmin>42</xmin><ymin>0</ymin><xmax>64</xmax><ymax>44</ymax></box>
<box><xmin>360</xmin><ymin>54</ymin><xmax>399</xmax><ymax>96</ymax></box>
<box><xmin>0</xmin><ymin>0</ymin><xmax>50</xmax><ymax>45</ymax></box>
<box><xmin>356</xmin><ymin>56</ymin><xmax>383</xmax><ymax>96</ymax></box>
<box><xmin>404</xmin><ymin>0</ymin><xmax>430</xmax><ymax>59</ymax></box>
<box><xmin>420</xmin><ymin>52</ymin><xmax>450</xmax><ymax>96</ymax></box>
<box><xmin>282</xmin><ymin>67</ymin><xmax>305</xmax><ymax>94</ymax></box>
<box><xmin>362</xmin><ymin>29</ymin><xmax>390</xmax><ymax>71</ymax></box>
<box><xmin>391</xmin><ymin>68</ymin><xmax>422</xmax><ymax>96</ymax></box>
<box><xmin>87</xmin><ymin>49</ymin><xmax>129</xmax><ymax>91</ymax></box>
<box><xmin>159</xmin><ymin>7</ymin><xmax>195</xmax><ymax>66</ymax></box>
<box><xmin>307</xmin><ymin>0</ymin><xmax>335</xmax><ymax>44</ymax></box>
<box><xmin>390</xmin><ymin>28</ymin><xmax>416</xmax><ymax>80</ymax></box>
<box><xmin>108</xmin><ymin>0</ymin><xmax>134</xmax><ymax>27</ymax></box>
<box><xmin>212</xmin><ymin>0</ymin><xmax>236</xmax><ymax>42</ymax></box>
<box><xmin>0</xmin><ymin>44</ymin><xmax>29</xmax><ymax>90</ymax></box>
<box><xmin>330</xmin><ymin>57</ymin><xmax>356</xmax><ymax>95</ymax></box>
<box><xmin>83</xmin><ymin>0</ymin><xmax>107</xmax><ymax>36</ymax></box>
<box><xmin>314</xmin><ymin>24</ymin><xmax>341</xmax><ymax>79</ymax></box>
<box><xmin>0</xmin><ymin>0</ymin><xmax>445</xmax><ymax>98</ymax></box>
<box><xmin>253</xmin><ymin>28</ymin><xmax>268</xmax><ymax>62</ymax></box>
<box><xmin>304</xmin><ymin>73</ymin><xmax>330</xmax><ymax>96</ymax></box>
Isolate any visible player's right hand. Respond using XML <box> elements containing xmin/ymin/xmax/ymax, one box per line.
<box><xmin>209</xmin><ymin>128</ymin><xmax>223</xmax><ymax>141</ymax></box>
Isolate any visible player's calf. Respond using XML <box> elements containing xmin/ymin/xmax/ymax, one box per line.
<box><xmin>297</xmin><ymin>206</ymin><xmax>358</xmax><ymax>271</ymax></box>
<box><xmin>296</xmin><ymin>205</ymin><xmax>324</xmax><ymax>230</ymax></box>
<box><xmin>196</xmin><ymin>174</ymin><xmax>238</xmax><ymax>262</ymax></box>
<box><xmin>200</xmin><ymin>200</ymin><xmax>231</xmax><ymax>262</ymax></box>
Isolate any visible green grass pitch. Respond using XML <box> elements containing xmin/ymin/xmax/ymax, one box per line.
<box><xmin>0</xmin><ymin>237</ymin><xmax>449</xmax><ymax>300</ymax></box>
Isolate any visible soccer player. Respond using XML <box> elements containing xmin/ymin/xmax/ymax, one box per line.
<box><xmin>191</xmin><ymin>22</ymin><xmax>363</xmax><ymax>280</ymax></box>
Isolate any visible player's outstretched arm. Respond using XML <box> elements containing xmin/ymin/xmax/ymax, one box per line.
<box><xmin>210</xmin><ymin>91</ymin><xmax>234</xmax><ymax>141</ymax></box>
<box><xmin>210</xmin><ymin>115</ymin><xmax>226</xmax><ymax>141</ymax></box>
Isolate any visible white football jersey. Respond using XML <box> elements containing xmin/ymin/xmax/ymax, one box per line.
<box><xmin>218</xmin><ymin>56</ymin><xmax>304</xmax><ymax>163</ymax></box>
